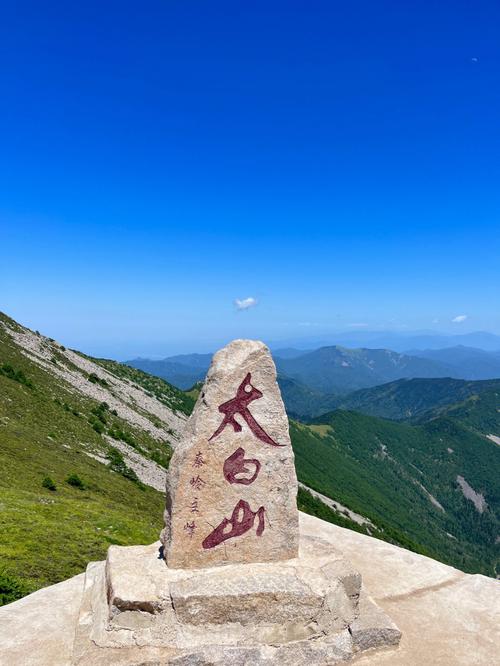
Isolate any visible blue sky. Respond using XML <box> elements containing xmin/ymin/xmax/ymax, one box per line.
<box><xmin>1</xmin><ymin>1</ymin><xmax>499</xmax><ymax>357</ymax></box>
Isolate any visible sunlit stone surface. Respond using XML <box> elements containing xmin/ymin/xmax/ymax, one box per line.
<box><xmin>162</xmin><ymin>339</ymin><xmax>299</xmax><ymax>569</ymax></box>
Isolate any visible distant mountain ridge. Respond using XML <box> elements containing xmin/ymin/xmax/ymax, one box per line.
<box><xmin>270</xmin><ymin>330</ymin><xmax>500</xmax><ymax>353</ymax></box>
<box><xmin>274</xmin><ymin>346</ymin><xmax>457</xmax><ymax>394</ymax></box>
<box><xmin>128</xmin><ymin>344</ymin><xmax>500</xmax><ymax>417</ymax></box>
<box><xmin>125</xmin><ymin>357</ymin><xmax>210</xmax><ymax>389</ymax></box>
<box><xmin>127</xmin><ymin>345</ymin><xmax>458</xmax><ymax>394</ymax></box>
<box><xmin>329</xmin><ymin>377</ymin><xmax>500</xmax><ymax>422</ymax></box>
<box><xmin>407</xmin><ymin>346</ymin><xmax>500</xmax><ymax>380</ymax></box>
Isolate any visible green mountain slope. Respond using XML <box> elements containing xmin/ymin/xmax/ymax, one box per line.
<box><xmin>330</xmin><ymin>377</ymin><xmax>500</xmax><ymax>421</ymax></box>
<box><xmin>290</xmin><ymin>409</ymin><xmax>500</xmax><ymax>577</ymax></box>
<box><xmin>276</xmin><ymin>375</ymin><xmax>331</xmax><ymax>419</ymax></box>
<box><xmin>417</xmin><ymin>387</ymin><xmax>500</xmax><ymax>433</ymax></box>
<box><xmin>0</xmin><ymin>312</ymin><xmax>188</xmax><ymax>604</ymax></box>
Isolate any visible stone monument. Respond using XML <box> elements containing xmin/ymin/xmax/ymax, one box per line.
<box><xmin>71</xmin><ymin>340</ymin><xmax>401</xmax><ymax>665</ymax></box>
<box><xmin>162</xmin><ymin>339</ymin><xmax>299</xmax><ymax>569</ymax></box>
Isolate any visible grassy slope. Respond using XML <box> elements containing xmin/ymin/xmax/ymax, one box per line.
<box><xmin>0</xmin><ymin>314</ymin><xmax>177</xmax><ymax>602</ymax></box>
<box><xmin>290</xmin><ymin>410</ymin><xmax>500</xmax><ymax>577</ymax></box>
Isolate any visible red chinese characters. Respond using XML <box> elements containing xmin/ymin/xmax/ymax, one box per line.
<box><xmin>194</xmin><ymin>373</ymin><xmax>282</xmax><ymax>550</ymax></box>
<box><xmin>202</xmin><ymin>499</ymin><xmax>265</xmax><ymax>549</ymax></box>
<box><xmin>223</xmin><ymin>447</ymin><xmax>261</xmax><ymax>485</ymax></box>
<box><xmin>209</xmin><ymin>373</ymin><xmax>284</xmax><ymax>447</ymax></box>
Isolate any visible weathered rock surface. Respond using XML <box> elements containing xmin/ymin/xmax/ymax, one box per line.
<box><xmin>1</xmin><ymin>513</ymin><xmax>499</xmax><ymax>665</ymax></box>
<box><xmin>162</xmin><ymin>340</ymin><xmax>299</xmax><ymax>569</ymax></box>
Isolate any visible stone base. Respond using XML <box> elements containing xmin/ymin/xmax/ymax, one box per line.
<box><xmin>72</xmin><ymin>534</ymin><xmax>401</xmax><ymax>665</ymax></box>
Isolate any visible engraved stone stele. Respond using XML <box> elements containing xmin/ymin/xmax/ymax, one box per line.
<box><xmin>161</xmin><ymin>339</ymin><xmax>299</xmax><ymax>569</ymax></box>
<box><xmin>70</xmin><ymin>340</ymin><xmax>402</xmax><ymax>665</ymax></box>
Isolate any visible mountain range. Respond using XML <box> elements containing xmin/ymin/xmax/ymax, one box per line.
<box><xmin>127</xmin><ymin>344</ymin><xmax>500</xmax><ymax>416</ymax></box>
<box><xmin>269</xmin><ymin>330</ymin><xmax>500</xmax><ymax>353</ymax></box>
<box><xmin>1</xmin><ymin>310</ymin><xmax>499</xmax><ymax>607</ymax></box>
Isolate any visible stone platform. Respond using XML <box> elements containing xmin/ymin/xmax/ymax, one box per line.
<box><xmin>72</xmin><ymin>531</ymin><xmax>401</xmax><ymax>665</ymax></box>
<box><xmin>4</xmin><ymin>513</ymin><xmax>500</xmax><ymax>665</ymax></box>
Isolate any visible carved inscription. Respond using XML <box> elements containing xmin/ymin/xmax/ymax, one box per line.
<box><xmin>209</xmin><ymin>373</ymin><xmax>284</xmax><ymax>447</ymax></box>
<box><xmin>202</xmin><ymin>499</ymin><xmax>265</xmax><ymax>549</ymax></box>
<box><xmin>223</xmin><ymin>447</ymin><xmax>261</xmax><ymax>485</ymax></box>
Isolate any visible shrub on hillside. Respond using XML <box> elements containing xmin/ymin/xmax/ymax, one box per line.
<box><xmin>151</xmin><ymin>449</ymin><xmax>171</xmax><ymax>469</ymax></box>
<box><xmin>91</xmin><ymin>420</ymin><xmax>104</xmax><ymax>434</ymax></box>
<box><xmin>66</xmin><ymin>473</ymin><xmax>85</xmax><ymax>490</ymax></box>
<box><xmin>0</xmin><ymin>363</ymin><xmax>34</xmax><ymax>388</ymax></box>
<box><xmin>0</xmin><ymin>569</ymin><xmax>28</xmax><ymax>606</ymax></box>
<box><xmin>106</xmin><ymin>447</ymin><xmax>145</xmax><ymax>489</ymax></box>
<box><xmin>42</xmin><ymin>476</ymin><xmax>57</xmax><ymax>491</ymax></box>
<box><xmin>107</xmin><ymin>427</ymin><xmax>138</xmax><ymax>448</ymax></box>
<box><xmin>88</xmin><ymin>372</ymin><xmax>108</xmax><ymax>387</ymax></box>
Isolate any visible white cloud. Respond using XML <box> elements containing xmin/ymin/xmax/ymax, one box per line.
<box><xmin>348</xmin><ymin>322</ymin><xmax>368</xmax><ymax>328</ymax></box>
<box><xmin>234</xmin><ymin>297</ymin><xmax>257</xmax><ymax>311</ymax></box>
<box><xmin>432</xmin><ymin>318</ymin><xmax>440</xmax><ymax>324</ymax></box>
<box><xmin>451</xmin><ymin>314</ymin><xmax>468</xmax><ymax>323</ymax></box>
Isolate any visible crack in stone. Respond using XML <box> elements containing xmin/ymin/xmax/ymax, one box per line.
<box><xmin>380</xmin><ymin>573</ymin><xmax>464</xmax><ymax>603</ymax></box>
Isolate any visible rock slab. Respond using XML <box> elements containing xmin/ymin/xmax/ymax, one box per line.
<box><xmin>162</xmin><ymin>339</ymin><xmax>299</xmax><ymax>569</ymax></box>
<box><xmin>71</xmin><ymin>534</ymin><xmax>401</xmax><ymax>664</ymax></box>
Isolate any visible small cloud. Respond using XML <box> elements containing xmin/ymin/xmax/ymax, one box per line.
<box><xmin>234</xmin><ymin>297</ymin><xmax>257</xmax><ymax>311</ymax></box>
<box><xmin>471</xmin><ymin>57</ymin><xmax>478</xmax><ymax>63</ymax></box>
<box><xmin>432</xmin><ymin>318</ymin><xmax>440</xmax><ymax>324</ymax></box>
<box><xmin>451</xmin><ymin>314</ymin><xmax>468</xmax><ymax>323</ymax></box>
<box><xmin>348</xmin><ymin>322</ymin><xmax>368</xmax><ymax>328</ymax></box>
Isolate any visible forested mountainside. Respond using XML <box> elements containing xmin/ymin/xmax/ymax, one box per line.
<box><xmin>291</xmin><ymin>405</ymin><xmax>500</xmax><ymax>578</ymax></box>
<box><xmin>327</xmin><ymin>377</ymin><xmax>500</xmax><ymax>422</ymax></box>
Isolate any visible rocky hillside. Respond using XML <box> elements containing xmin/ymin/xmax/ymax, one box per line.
<box><xmin>0</xmin><ymin>312</ymin><xmax>193</xmax><ymax>603</ymax></box>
